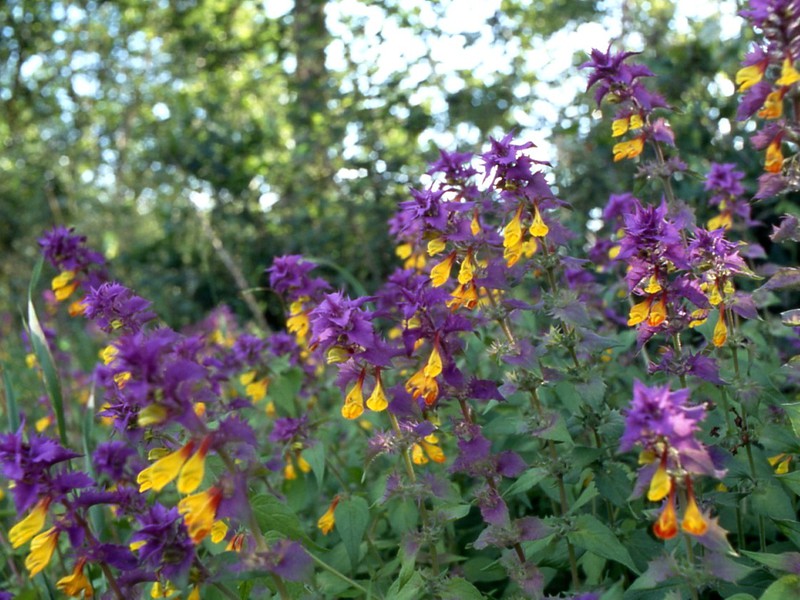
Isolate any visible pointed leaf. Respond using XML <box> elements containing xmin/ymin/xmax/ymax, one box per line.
<box><xmin>334</xmin><ymin>496</ymin><xmax>370</xmax><ymax>571</ymax></box>
<box><xmin>760</xmin><ymin>575</ymin><xmax>800</xmax><ymax>600</ymax></box>
<box><xmin>568</xmin><ymin>514</ymin><xmax>639</xmax><ymax>573</ymax></box>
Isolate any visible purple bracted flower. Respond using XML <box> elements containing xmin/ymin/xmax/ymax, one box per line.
<box><xmin>129</xmin><ymin>503</ymin><xmax>195</xmax><ymax>580</ymax></box>
<box><xmin>38</xmin><ymin>226</ymin><xmax>105</xmax><ymax>274</ymax></box>
<box><xmin>82</xmin><ymin>282</ymin><xmax>157</xmax><ymax>334</ymax></box>
<box><xmin>267</xmin><ymin>255</ymin><xmax>329</xmax><ymax>302</ymax></box>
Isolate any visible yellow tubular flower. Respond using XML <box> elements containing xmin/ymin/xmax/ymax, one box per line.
<box><xmin>612</xmin><ymin>138</ymin><xmax>645</xmax><ymax>162</ymax></box>
<box><xmin>366</xmin><ymin>372</ymin><xmax>388</xmax><ymax>412</ymax></box>
<box><xmin>25</xmin><ymin>527</ymin><xmax>59</xmax><ymax>576</ymax></box>
<box><xmin>423</xmin><ymin>345</ymin><xmax>443</xmax><ymax>378</ymax></box>
<box><xmin>137</xmin><ymin>441</ymin><xmax>195</xmax><ymax>493</ymax></box>
<box><xmin>427</xmin><ymin>237</ymin><xmax>447</xmax><ymax>256</ymax></box>
<box><xmin>470</xmin><ymin>210</ymin><xmax>481</xmax><ymax>236</ymax></box>
<box><xmin>502</xmin><ymin>206</ymin><xmax>524</xmax><ymax>248</ymax></box>
<box><xmin>529</xmin><ymin>206</ymin><xmax>549</xmax><ymax>237</ymax></box>
<box><xmin>178</xmin><ymin>487</ymin><xmax>223</xmax><ymax>544</ymax></box>
<box><xmin>10</xmin><ymin>497</ymin><xmax>51</xmax><ymax>548</ymax></box>
<box><xmin>735</xmin><ymin>64</ymin><xmax>765</xmax><ymax>91</ymax></box>
<box><xmin>342</xmin><ymin>377</ymin><xmax>365</xmax><ymax>420</ymax></box>
<box><xmin>681</xmin><ymin>490</ymin><xmax>708</xmax><ymax>536</ymax></box>
<box><xmin>447</xmin><ymin>281</ymin><xmax>479</xmax><ymax>311</ymax></box>
<box><xmin>177</xmin><ymin>436</ymin><xmax>213</xmax><ymax>495</ymax></box>
<box><xmin>457</xmin><ymin>252</ymin><xmax>474</xmax><ymax>285</ymax></box>
<box><xmin>420</xmin><ymin>438</ymin><xmax>446</xmax><ymax>463</ymax></box>
<box><xmin>759</xmin><ymin>89</ymin><xmax>786</xmax><ymax>119</ymax></box>
<box><xmin>627</xmin><ymin>297</ymin><xmax>652</xmax><ymax>326</ymax></box>
<box><xmin>647</xmin><ymin>296</ymin><xmax>667</xmax><ymax>327</ymax></box>
<box><xmin>765</xmin><ymin>139</ymin><xmax>784</xmax><ymax>173</ymax></box>
<box><xmin>188</xmin><ymin>587</ymin><xmax>201</xmax><ymax>600</ymax></box>
<box><xmin>317</xmin><ymin>496</ymin><xmax>340</xmax><ymax>535</ymax></box>
<box><xmin>611</xmin><ymin>117</ymin><xmax>629</xmax><ymax>137</ymax></box>
<box><xmin>652</xmin><ymin>491</ymin><xmax>678</xmax><ymax>540</ymax></box>
<box><xmin>647</xmin><ymin>464</ymin><xmax>671</xmax><ymax>502</ymax></box>
<box><xmin>211</xmin><ymin>520</ymin><xmax>229</xmax><ymax>544</ymax></box>
<box><xmin>56</xmin><ymin>558</ymin><xmax>93</xmax><ymax>598</ymax></box>
<box><xmin>430</xmin><ymin>252</ymin><xmax>456</xmax><ymax>287</ymax></box>
<box><xmin>405</xmin><ymin>368</ymin><xmax>439</xmax><ymax>406</ymax></box>
<box><xmin>52</xmin><ymin>271</ymin><xmax>78</xmax><ymax>301</ymax></box>
<box><xmin>777</xmin><ymin>57</ymin><xmax>800</xmax><ymax>86</ymax></box>
<box><xmin>411</xmin><ymin>443</ymin><xmax>428</xmax><ymax>465</ymax></box>
<box><xmin>713</xmin><ymin>310</ymin><xmax>728</xmax><ymax>347</ymax></box>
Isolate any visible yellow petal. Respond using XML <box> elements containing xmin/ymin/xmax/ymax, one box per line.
<box><xmin>712</xmin><ymin>312</ymin><xmax>728</xmax><ymax>347</ymax></box>
<box><xmin>366</xmin><ymin>377</ymin><xmax>388</xmax><ymax>412</ymax></box>
<box><xmin>424</xmin><ymin>345</ymin><xmax>443</xmax><ymax>378</ymax></box>
<box><xmin>611</xmin><ymin>117</ymin><xmax>629</xmax><ymax>137</ymax></box>
<box><xmin>211</xmin><ymin>520</ymin><xmax>229</xmax><ymax>544</ymax></box>
<box><xmin>395</xmin><ymin>242</ymin><xmax>413</xmax><ymax>260</ymax></box>
<box><xmin>647</xmin><ymin>296</ymin><xmax>667</xmax><ymax>327</ymax></box>
<box><xmin>411</xmin><ymin>443</ymin><xmax>428</xmax><ymax>465</ymax></box>
<box><xmin>758</xmin><ymin>90</ymin><xmax>785</xmax><ymax>120</ymax></box>
<box><xmin>627</xmin><ymin>298</ymin><xmax>651</xmax><ymax>326</ymax></box>
<box><xmin>177</xmin><ymin>438</ymin><xmax>211</xmax><ymax>495</ymax></box>
<box><xmin>735</xmin><ymin>64</ymin><xmax>764</xmax><ymax>91</ymax></box>
<box><xmin>470</xmin><ymin>211</ymin><xmax>481</xmax><ymax>236</ymax></box>
<box><xmin>430</xmin><ymin>253</ymin><xmax>455</xmax><ymax>287</ymax></box>
<box><xmin>612</xmin><ymin>138</ymin><xmax>645</xmax><ymax>162</ymax></box>
<box><xmin>647</xmin><ymin>465</ymin><xmax>671</xmax><ymax>502</ymax></box>
<box><xmin>777</xmin><ymin>57</ymin><xmax>800</xmax><ymax>86</ymax></box>
<box><xmin>9</xmin><ymin>498</ymin><xmax>50</xmax><ymax>548</ymax></box>
<box><xmin>503</xmin><ymin>206</ymin><xmax>524</xmax><ymax>248</ymax></box>
<box><xmin>681</xmin><ymin>494</ymin><xmax>708</xmax><ymax>536</ymax></box>
<box><xmin>644</xmin><ymin>275</ymin><xmax>662</xmax><ymax>294</ymax></box>
<box><xmin>25</xmin><ymin>527</ymin><xmax>59</xmax><ymax>576</ymax></box>
<box><xmin>137</xmin><ymin>442</ymin><xmax>194</xmax><ymax>493</ymax></box>
<box><xmin>427</xmin><ymin>237</ymin><xmax>447</xmax><ymax>256</ymax></box>
<box><xmin>457</xmin><ymin>254</ymin><xmax>474</xmax><ymax>285</ymax></box>
<box><xmin>529</xmin><ymin>206</ymin><xmax>549</xmax><ymax>237</ymax></box>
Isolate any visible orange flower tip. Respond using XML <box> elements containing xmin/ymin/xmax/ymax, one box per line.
<box><xmin>681</xmin><ymin>498</ymin><xmax>709</xmax><ymax>537</ymax></box>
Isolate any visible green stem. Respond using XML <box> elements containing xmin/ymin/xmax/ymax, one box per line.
<box><xmin>218</xmin><ymin>449</ymin><xmax>292</xmax><ymax>595</ymax></box>
<box><xmin>388</xmin><ymin>412</ymin><xmax>440</xmax><ymax>574</ymax></box>
<box><xmin>308</xmin><ymin>551</ymin><xmax>371</xmax><ymax>596</ymax></box>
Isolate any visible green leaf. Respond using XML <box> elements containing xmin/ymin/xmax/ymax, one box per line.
<box><xmin>385</xmin><ymin>571</ymin><xmax>424</xmax><ymax>600</ymax></box>
<box><xmin>782</xmin><ymin>403</ymin><xmax>800</xmax><ymax>438</ymax></box>
<box><xmin>302</xmin><ymin>443</ymin><xmax>326</xmax><ymax>487</ymax></box>
<box><xmin>742</xmin><ymin>550</ymin><xmax>800</xmax><ymax>574</ymax></box>
<box><xmin>568</xmin><ymin>514</ymin><xmax>639</xmax><ymax>573</ymax></box>
<box><xmin>439</xmin><ymin>577</ymin><xmax>485</xmax><ymax>600</ymax></box>
<box><xmin>724</xmin><ymin>595</ymin><xmax>756</xmax><ymax>600</ymax></box>
<box><xmin>751</xmin><ymin>480</ymin><xmax>795</xmax><ymax>521</ymax></box>
<box><xmin>334</xmin><ymin>496</ymin><xmax>370</xmax><ymax>571</ymax></box>
<box><xmin>437</xmin><ymin>503</ymin><xmax>471</xmax><ymax>522</ymax></box>
<box><xmin>568</xmin><ymin>480</ymin><xmax>599</xmax><ymax>515</ymax></box>
<box><xmin>268</xmin><ymin>367</ymin><xmax>303</xmax><ymax>417</ymax></box>
<box><xmin>594</xmin><ymin>463</ymin><xmax>633</xmax><ymax>508</ymax></box>
<box><xmin>250</xmin><ymin>493</ymin><xmax>306</xmax><ymax>542</ymax></box>
<box><xmin>1</xmin><ymin>362</ymin><xmax>20</xmax><ymax>432</ymax></box>
<box><xmin>504</xmin><ymin>467</ymin><xmax>548</xmax><ymax>497</ymax></box>
<box><xmin>760</xmin><ymin>575</ymin><xmax>800</xmax><ymax>600</ymax></box>
<box><xmin>27</xmin><ymin>258</ymin><xmax>67</xmax><ymax>446</ymax></box>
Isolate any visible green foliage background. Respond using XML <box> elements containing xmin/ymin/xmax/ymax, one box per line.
<box><xmin>1</xmin><ymin>0</ymin><xmax>756</xmax><ymax>327</ymax></box>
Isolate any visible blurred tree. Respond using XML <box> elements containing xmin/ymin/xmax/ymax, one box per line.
<box><xmin>1</xmin><ymin>0</ymin><xmax>753</xmax><ymax>330</ymax></box>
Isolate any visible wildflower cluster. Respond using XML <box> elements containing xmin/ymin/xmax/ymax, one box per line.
<box><xmin>2</xmin><ymin>3</ymin><xmax>800</xmax><ymax>598</ymax></box>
